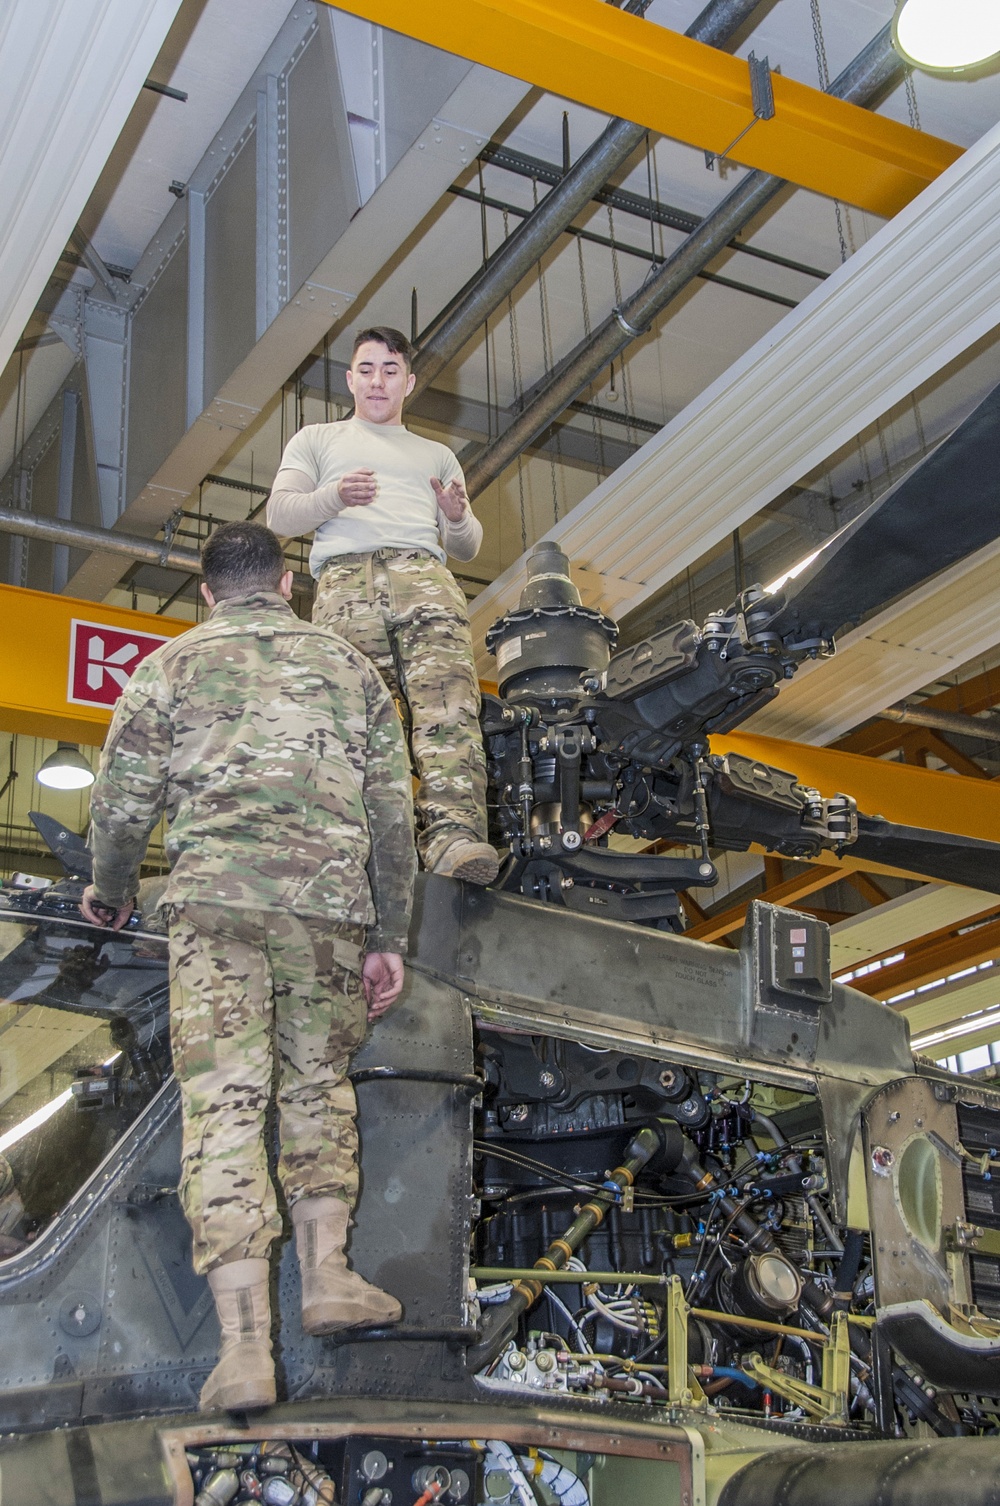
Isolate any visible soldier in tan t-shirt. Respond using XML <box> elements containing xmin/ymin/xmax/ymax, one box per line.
<box><xmin>267</xmin><ymin>325</ymin><xmax>498</xmax><ymax>886</ymax></box>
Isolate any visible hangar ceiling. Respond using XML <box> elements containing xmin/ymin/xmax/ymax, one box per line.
<box><xmin>2</xmin><ymin>0</ymin><xmax>1000</xmax><ymax>1072</ymax></box>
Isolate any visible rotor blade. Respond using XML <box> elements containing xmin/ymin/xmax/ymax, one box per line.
<box><xmin>850</xmin><ymin>814</ymin><xmax>1000</xmax><ymax>894</ymax></box>
<box><xmin>769</xmin><ymin>379</ymin><xmax>1000</xmax><ymax>643</ymax></box>
<box><xmin>28</xmin><ymin>811</ymin><xmax>93</xmax><ymax>881</ymax></box>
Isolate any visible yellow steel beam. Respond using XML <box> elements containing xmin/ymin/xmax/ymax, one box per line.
<box><xmin>684</xmin><ymin>861</ymin><xmax>844</xmax><ymax>942</ymax></box>
<box><xmin>319</xmin><ymin>0</ymin><xmax>961</xmax><ymax>217</ymax></box>
<box><xmin>0</xmin><ymin>583</ymin><xmax>189</xmax><ymax>746</ymax></box>
<box><xmin>717</xmin><ymin>732</ymin><xmax>1000</xmax><ymax>846</ymax></box>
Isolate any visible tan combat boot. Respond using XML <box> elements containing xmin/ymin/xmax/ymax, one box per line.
<box><xmin>199</xmin><ymin>1257</ymin><xmax>276</xmax><ymax>1412</ymax></box>
<box><xmin>292</xmin><ymin>1197</ymin><xmax>402</xmax><ymax>1336</ymax></box>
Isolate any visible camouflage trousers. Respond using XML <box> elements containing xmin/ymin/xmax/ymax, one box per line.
<box><xmin>166</xmin><ymin>902</ymin><xmax>367</xmax><ymax>1275</ymax></box>
<box><xmin>314</xmin><ymin>549</ymin><xmax>487</xmax><ymax>869</ymax></box>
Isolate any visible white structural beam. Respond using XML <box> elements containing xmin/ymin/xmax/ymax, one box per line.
<box><xmin>64</xmin><ymin>38</ymin><xmax>529</xmax><ymax>602</ymax></box>
<box><xmin>829</xmin><ymin>884</ymin><xmax>998</xmax><ymax>975</ymax></box>
<box><xmin>745</xmin><ymin>535</ymin><xmax>1000</xmax><ymax>743</ymax></box>
<box><xmin>469</xmin><ymin>115</ymin><xmax>1000</xmax><ymax>673</ymax></box>
<box><xmin>0</xmin><ymin>0</ymin><xmax>184</xmax><ymax>376</ymax></box>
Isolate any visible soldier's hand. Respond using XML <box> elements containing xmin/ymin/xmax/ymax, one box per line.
<box><xmin>430</xmin><ymin>475</ymin><xmax>468</xmax><ymax>521</ymax></box>
<box><xmin>80</xmin><ymin>885</ymin><xmax>134</xmax><ymax>931</ymax></box>
<box><xmin>362</xmin><ymin>951</ymin><xmax>404</xmax><ymax>1018</ymax></box>
<box><xmin>338</xmin><ymin>469</ymin><xmax>378</xmax><ymax>507</ymax></box>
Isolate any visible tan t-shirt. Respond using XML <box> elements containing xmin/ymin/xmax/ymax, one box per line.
<box><xmin>272</xmin><ymin>416</ymin><xmax>477</xmax><ymax>576</ymax></box>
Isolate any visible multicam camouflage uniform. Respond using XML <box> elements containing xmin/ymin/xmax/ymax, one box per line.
<box><xmin>313</xmin><ymin>549</ymin><xmax>486</xmax><ymax>870</ymax></box>
<box><xmin>88</xmin><ymin>592</ymin><xmax>415</xmax><ymax>1275</ymax></box>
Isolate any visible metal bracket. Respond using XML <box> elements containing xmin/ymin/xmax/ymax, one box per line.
<box><xmin>946</xmin><ymin>1219</ymin><xmax>1000</xmax><ymax>1256</ymax></box>
<box><xmin>744</xmin><ymin>1310</ymin><xmax>850</xmax><ymax>1423</ymax></box>
<box><xmin>666</xmin><ymin>1275</ymin><xmax>707</xmax><ymax>1408</ymax></box>
<box><xmin>705</xmin><ymin>53</ymin><xmax>775</xmax><ymax>169</ymax></box>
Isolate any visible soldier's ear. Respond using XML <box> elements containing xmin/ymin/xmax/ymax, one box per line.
<box><xmin>200</xmin><ymin>582</ymin><xmax>216</xmax><ymax>609</ymax></box>
<box><xmin>278</xmin><ymin>570</ymin><xmax>294</xmax><ymax>601</ymax></box>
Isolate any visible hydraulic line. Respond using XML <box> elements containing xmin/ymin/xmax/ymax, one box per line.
<box><xmin>679</xmin><ymin>1141</ymin><xmax>835</xmax><ymax>1318</ymax></box>
<box><xmin>468</xmin><ymin>1124</ymin><xmax>665</xmax><ymax>1368</ymax></box>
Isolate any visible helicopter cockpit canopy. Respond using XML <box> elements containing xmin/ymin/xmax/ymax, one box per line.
<box><xmin>0</xmin><ymin>909</ymin><xmax>169</xmax><ymax>1254</ymax></box>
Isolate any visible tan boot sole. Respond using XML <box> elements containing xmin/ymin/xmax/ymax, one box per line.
<box><xmin>432</xmin><ymin>842</ymin><xmax>499</xmax><ymax>885</ymax></box>
<box><xmin>199</xmin><ymin>1374</ymin><xmax>276</xmax><ymax>1412</ymax></box>
<box><xmin>304</xmin><ymin>1297</ymin><xmax>403</xmax><ymax>1337</ymax></box>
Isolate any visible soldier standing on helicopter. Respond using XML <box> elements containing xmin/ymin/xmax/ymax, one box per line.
<box><xmin>81</xmin><ymin>520</ymin><xmax>416</xmax><ymax>1413</ymax></box>
<box><xmin>267</xmin><ymin>325</ymin><xmax>498</xmax><ymax>885</ymax></box>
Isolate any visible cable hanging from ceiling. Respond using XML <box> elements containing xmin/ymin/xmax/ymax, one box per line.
<box><xmin>502</xmin><ymin>209</ymin><xmax>529</xmax><ymax>556</ymax></box>
<box><xmin>576</xmin><ymin>235</ymin><xmax>607</xmax><ymax>480</ymax></box>
<box><xmin>531</xmin><ymin>176</ymin><xmax>562</xmax><ymax>527</ymax></box>
<box><xmin>605</xmin><ymin>205</ymin><xmax>639</xmax><ymax>452</ymax></box>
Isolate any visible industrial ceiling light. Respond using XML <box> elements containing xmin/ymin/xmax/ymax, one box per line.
<box><xmin>36</xmin><ymin>743</ymin><xmax>95</xmax><ymax>791</ymax></box>
<box><xmin>893</xmin><ymin>0</ymin><xmax>1000</xmax><ymax>73</ymax></box>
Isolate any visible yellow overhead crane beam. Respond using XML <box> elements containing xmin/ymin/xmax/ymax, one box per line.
<box><xmin>0</xmin><ymin>583</ymin><xmax>189</xmax><ymax>746</ymax></box>
<box><xmin>319</xmin><ymin>0</ymin><xmax>961</xmax><ymax>217</ymax></box>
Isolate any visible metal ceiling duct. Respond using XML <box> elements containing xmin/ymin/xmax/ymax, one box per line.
<box><xmin>464</xmin><ymin>25</ymin><xmax>905</xmax><ymax>499</ymax></box>
<box><xmin>882</xmin><ymin>702</ymin><xmax>1000</xmax><ymax>746</ymax></box>
<box><xmin>0</xmin><ymin>508</ymin><xmax>311</xmax><ymax>593</ymax></box>
<box><xmin>409</xmin><ymin>0</ymin><xmax>765</xmax><ymax>398</ymax></box>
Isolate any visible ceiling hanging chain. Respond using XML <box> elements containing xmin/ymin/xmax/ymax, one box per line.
<box><xmin>900</xmin><ymin>71</ymin><xmax>929</xmax><ymax>467</ymax></box>
<box><xmin>9</xmin><ymin>348</ymin><xmax>30</xmax><ymax>588</ymax></box>
<box><xmin>812</xmin><ymin>0</ymin><xmax>888</xmax><ymax>501</ymax></box>
<box><xmin>0</xmin><ymin>736</ymin><xmax>18</xmax><ymax>880</ymax></box>
<box><xmin>479</xmin><ymin>162</ymin><xmax>494</xmax><ymax>444</ymax></box>
<box><xmin>503</xmin><ymin>209</ymin><xmax>529</xmax><ymax>554</ymax></box>
<box><xmin>576</xmin><ymin>237</ymin><xmax>607</xmax><ymax>478</ymax></box>
<box><xmin>531</xmin><ymin>178</ymin><xmax>562</xmax><ymax>525</ymax></box>
<box><xmin>904</xmin><ymin>69</ymin><xmax>922</xmax><ymax>132</ymax></box>
<box><xmin>606</xmin><ymin>206</ymin><xmax>639</xmax><ymax>451</ymax></box>
<box><xmin>855</xmin><ymin>428</ymin><xmax>876</xmax><ymax>506</ymax></box>
<box><xmin>809</xmin><ymin>0</ymin><xmax>852</xmax><ymax>266</ymax></box>
<box><xmin>644</xmin><ymin>132</ymin><xmax>658</xmax><ymax>262</ymax></box>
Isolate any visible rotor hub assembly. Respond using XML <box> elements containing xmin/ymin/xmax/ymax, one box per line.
<box><xmin>485</xmin><ymin>541</ymin><xmax>618</xmax><ymax>705</ymax></box>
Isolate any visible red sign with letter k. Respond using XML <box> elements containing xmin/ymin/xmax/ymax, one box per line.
<box><xmin>67</xmin><ymin>619</ymin><xmax>171</xmax><ymax>709</ymax></box>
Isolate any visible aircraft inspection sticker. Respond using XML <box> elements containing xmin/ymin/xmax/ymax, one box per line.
<box><xmin>495</xmin><ymin>636</ymin><xmax>522</xmax><ymax>668</ymax></box>
<box><xmin>67</xmin><ymin>619</ymin><xmax>172</xmax><ymax>709</ymax></box>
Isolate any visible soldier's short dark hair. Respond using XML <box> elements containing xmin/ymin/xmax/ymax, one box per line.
<box><xmin>351</xmin><ymin>326</ymin><xmax>414</xmax><ymax>370</ymax></box>
<box><xmin>202</xmin><ymin>521</ymin><xmax>286</xmax><ymax>599</ymax></box>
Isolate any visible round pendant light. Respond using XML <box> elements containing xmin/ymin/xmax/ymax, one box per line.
<box><xmin>893</xmin><ymin>0</ymin><xmax>1000</xmax><ymax>73</ymax></box>
<box><xmin>36</xmin><ymin>743</ymin><xmax>96</xmax><ymax>791</ymax></box>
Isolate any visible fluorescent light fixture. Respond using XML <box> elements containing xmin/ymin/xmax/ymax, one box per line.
<box><xmin>0</xmin><ymin>1089</ymin><xmax>73</xmax><ymax>1154</ymax></box>
<box><xmin>912</xmin><ymin>1006</ymin><xmax>1000</xmax><ymax>1053</ymax></box>
<box><xmin>36</xmin><ymin>743</ymin><xmax>95</xmax><ymax>791</ymax></box>
<box><xmin>0</xmin><ymin>1054</ymin><xmax>120</xmax><ymax>1156</ymax></box>
<box><xmin>893</xmin><ymin>0</ymin><xmax>1000</xmax><ymax>73</ymax></box>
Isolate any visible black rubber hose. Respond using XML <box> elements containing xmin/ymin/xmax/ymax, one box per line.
<box><xmin>718</xmin><ymin>1438</ymin><xmax>1000</xmax><ymax>1506</ymax></box>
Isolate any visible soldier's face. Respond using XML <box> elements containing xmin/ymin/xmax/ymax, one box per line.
<box><xmin>346</xmin><ymin>342</ymin><xmax>415</xmax><ymax>425</ymax></box>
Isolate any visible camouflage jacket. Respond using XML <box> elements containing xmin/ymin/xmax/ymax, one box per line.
<box><xmin>89</xmin><ymin>592</ymin><xmax>415</xmax><ymax>954</ymax></box>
